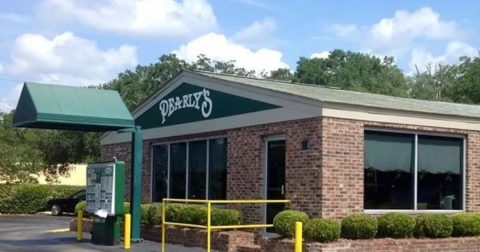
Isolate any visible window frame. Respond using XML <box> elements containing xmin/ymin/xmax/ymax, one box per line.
<box><xmin>150</xmin><ymin>135</ymin><xmax>227</xmax><ymax>203</ymax></box>
<box><xmin>363</xmin><ymin>128</ymin><xmax>466</xmax><ymax>214</ymax></box>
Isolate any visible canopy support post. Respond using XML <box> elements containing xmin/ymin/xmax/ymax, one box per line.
<box><xmin>131</xmin><ymin>126</ymin><xmax>143</xmax><ymax>242</ymax></box>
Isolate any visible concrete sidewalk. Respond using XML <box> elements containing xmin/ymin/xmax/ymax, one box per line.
<box><xmin>0</xmin><ymin>215</ymin><xmax>219</xmax><ymax>252</ymax></box>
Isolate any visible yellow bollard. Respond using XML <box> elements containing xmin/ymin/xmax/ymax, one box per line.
<box><xmin>295</xmin><ymin>222</ymin><xmax>302</xmax><ymax>252</ymax></box>
<box><xmin>124</xmin><ymin>214</ymin><xmax>131</xmax><ymax>250</ymax></box>
<box><xmin>76</xmin><ymin>211</ymin><xmax>83</xmax><ymax>241</ymax></box>
<box><xmin>162</xmin><ymin>201</ymin><xmax>166</xmax><ymax>252</ymax></box>
<box><xmin>207</xmin><ymin>202</ymin><xmax>211</xmax><ymax>252</ymax></box>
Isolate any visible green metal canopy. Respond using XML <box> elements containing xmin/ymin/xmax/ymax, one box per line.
<box><xmin>13</xmin><ymin>82</ymin><xmax>134</xmax><ymax>131</ymax></box>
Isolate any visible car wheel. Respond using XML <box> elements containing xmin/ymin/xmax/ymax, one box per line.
<box><xmin>51</xmin><ymin>204</ymin><xmax>63</xmax><ymax>216</ymax></box>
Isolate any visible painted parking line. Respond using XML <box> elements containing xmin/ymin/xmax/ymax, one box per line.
<box><xmin>45</xmin><ymin>228</ymin><xmax>70</xmax><ymax>233</ymax></box>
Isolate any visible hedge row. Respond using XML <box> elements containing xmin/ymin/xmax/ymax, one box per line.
<box><xmin>0</xmin><ymin>184</ymin><xmax>84</xmax><ymax>214</ymax></box>
<box><xmin>273</xmin><ymin>211</ymin><xmax>480</xmax><ymax>242</ymax></box>
<box><xmin>75</xmin><ymin>202</ymin><xmax>243</xmax><ymax>226</ymax></box>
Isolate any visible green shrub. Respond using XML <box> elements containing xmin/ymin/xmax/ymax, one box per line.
<box><xmin>377</xmin><ymin>213</ymin><xmax>415</xmax><ymax>238</ymax></box>
<box><xmin>182</xmin><ymin>205</ymin><xmax>207</xmax><ymax>225</ymax></box>
<box><xmin>273</xmin><ymin>210</ymin><xmax>309</xmax><ymax>237</ymax></box>
<box><xmin>165</xmin><ymin>204</ymin><xmax>187</xmax><ymax>223</ymax></box>
<box><xmin>75</xmin><ymin>201</ymin><xmax>86</xmax><ymax>214</ymax></box>
<box><xmin>451</xmin><ymin>213</ymin><xmax>480</xmax><ymax>237</ymax></box>
<box><xmin>141</xmin><ymin>204</ymin><xmax>161</xmax><ymax>225</ymax></box>
<box><xmin>341</xmin><ymin>214</ymin><xmax>378</xmax><ymax>239</ymax></box>
<box><xmin>0</xmin><ymin>184</ymin><xmax>84</xmax><ymax>214</ymax></box>
<box><xmin>211</xmin><ymin>208</ymin><xmax>243</xmax><ymax>226</ymax></box>
<box><xmin>414</xmin><ymin>214</ymin><xmax>452</xmax><ymax>238</ymax></box>
<box><xmin>304</xmin><ymin>218</ymin><xmax>341</xmax><ymax>242</ymax></box>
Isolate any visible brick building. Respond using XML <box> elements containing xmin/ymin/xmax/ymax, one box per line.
<box><xmin>101</xmin><ymin>70</ymin><xmax>480</xmax><ymax>233</ymax></box>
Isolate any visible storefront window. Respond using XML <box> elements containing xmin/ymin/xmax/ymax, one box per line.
<box><xmin>151</xmin><ymin>144</ymin><xmax>168</xmax><ymax>202</ymax></box>
<box><xmin>188</xmin><ymin>140</ymin><xmax>207</xmax><ymax>199</ymax></box>
<box><xmin>417</xmin><ymin>135</ymin><xmax>463</xmax><ymax>210</ymax></box>
<box><xmin>364</xmin><ymin>130</ymin><xmax>464</xmax><ymax>211</ymax></box>
<box><xmin>364</xmin><ymin>131</ymin><xmax>414</xmax><ymax>209</ymax></box>
<box><xmin>209</xmin><ymin>138</ymin><xmax>227</xmax><ymax>200</ymax></box>
<box><xmin>169</xmin><ymin>142</ymin><xmax>187</xmax><ymax>199</ymax></box>
<box><xmin>151</xmin><ymin>137</ymin><xmax>227</xmax><ymax>202</ymax></box>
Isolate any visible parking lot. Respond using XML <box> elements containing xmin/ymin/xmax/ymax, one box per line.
<box><xmin>0</xmin><ymin>215</ymin><xmax>215</xmax><ymax>252</ymax></box>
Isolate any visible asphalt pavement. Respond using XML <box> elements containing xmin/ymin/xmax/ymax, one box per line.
<box><xmin>0</xmin><ymin>215</ymin><xmax>217</xmax><ymax>252</ymax></box>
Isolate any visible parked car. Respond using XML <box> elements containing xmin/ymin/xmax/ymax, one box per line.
<box><xmin>47</xmin><ymin>189</ymin><xmax>86</xmax><ymax>216</ymax></box>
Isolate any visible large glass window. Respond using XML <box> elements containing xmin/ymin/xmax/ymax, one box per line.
<box><xmin>170</xmin><ymin>142</ymin><xmax>187</xmax><ymax>199</ymax></box>
<box><xmin>152</xmin><ymin>145</ymin><xmax>168</xmax><ymax>202</ymax></box>
<box><xmin>417</xmin><ymin>135</ymin><xmax>463</xmax><ymax>210</ymax></box>
<box><xmin>209</xmin><ymin>138</ymin><xmax>227</xmax><ymax>200</ymax></box>
<box><xmin>188</xmin><ymin>140</ymin><xmax>207</xmax><ymax>199</ymax></box>
<box><xmin>364</xmin><ymin>131</ymin><xmax>464</xmax><ymax>211</ymax></box>
<box><xmin>364</xmin><ymin>131</ymin><xmax>414</xmax><ymax>209</ymax></box>
<box><xmin>151</xmin><ymin>137</ymin><xmax>227</xmax><ymax>202</ymax></box>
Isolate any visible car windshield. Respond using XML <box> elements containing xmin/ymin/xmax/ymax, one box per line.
<box><xmin>72</xmin><ymin>190</ymin><xmax>86</xmax><ymax>199</ymax></box>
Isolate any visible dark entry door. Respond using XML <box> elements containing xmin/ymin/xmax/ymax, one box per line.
<box><xmin>265</xmin><ymin>139</ymin><xmax>286</xmax><ymax>233</ymax></box>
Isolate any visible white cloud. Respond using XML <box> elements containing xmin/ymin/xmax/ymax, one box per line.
<box><xmin>232</xmin><ymin>17</ymin><xmax>279</xmax><ymax>49</ymax></box>
<box><xmin>0</xmin><ymin>13</ymin><xmax>29</xmax><ymax>23</ymax></box>
<box><xmin>7</xmin><ymin>32</ymin><xmax>137</xmax><ymax>86</ymax></box>
<box><xmin>330</xmin><ymin>24</ymin><xmax>357</xmax><ymax>37</ymax></box>
<box><xmin>0</xmin><ymin>83</ymin><xmax>23</xmax><ymax>112</ymax></box>
<box><xmin>225</xmin><ymin>0</ymin><xmax>278</xmax><ymax>12</ymax></box>
<box><xmin>37</xmin><ymin>0</ymin><xmax>217</xmax><ymax>38</ymax></box>
<box><xmin>367</xmin><ymin>7</ymin><xmax>464</xmax><ymax>56</ymax></box>
<box><xmin>330</xmin><ymin>7</ymin><xmax>465</xmax><ymax>59</ymax></box>
<box><xmin>310</xmin><ymin>51</ymin><xmax>330</xmax><ymax>59</ymax></box>
<box><xmin>409</xmin><ymin>41</ymin><xmax>477</xmax><ymax>72</ymax></box>
<box><xmin>172</xmin><ymin>33</ymin><xmax>288</xmax><ymax>74</ymax></box>
<box><xmin>0</xmin><ymin>62</ymin><xmax>3</xmax><ymax>73</ymax></box>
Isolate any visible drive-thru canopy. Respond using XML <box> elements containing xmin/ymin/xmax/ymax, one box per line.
<box><xmin>13</xmin><ymin>82</ymin><xmax>144</xmax><ymax>242</ymax></box>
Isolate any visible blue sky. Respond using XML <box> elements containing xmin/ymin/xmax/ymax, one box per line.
<box><xmin>0</xmin><ymin>0</ymin><xmax>479</xmax><ymax>111</ymax></box>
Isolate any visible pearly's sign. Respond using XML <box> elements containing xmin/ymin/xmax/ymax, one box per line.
<box><xmin>159</xmin><ymin>88</ymin><xmax>213</xmax><ymax>124</ymax></box>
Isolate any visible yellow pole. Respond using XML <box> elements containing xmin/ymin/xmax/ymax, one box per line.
<box><xmin>76</xmin><ymin>211</ymin><xmax>83</xmax><ymax>241</ymax></box>
<box><xmin>295</xmin><ymin>222</ymin><xmax>302</xmax><ymax>252</ymax></box>
<box><xmin>124</xmin><ymin>214</ymin><xmax>131</xmax><ymax>250</ymax></box>
<box><xmin>207</xmin><ymin>202</ymin><xmax>211</xmax><ymax>252</ymax></box>
<box><xmin>162</xmin><ymin>199</ymin><xmax>166</xmax><ymax>252</ymax></box>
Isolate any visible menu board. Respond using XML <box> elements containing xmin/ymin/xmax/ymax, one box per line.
<box><xmin>86</xmin><ymin>162</ymin><xmax>116</xmax><ymax>215</ymax></box>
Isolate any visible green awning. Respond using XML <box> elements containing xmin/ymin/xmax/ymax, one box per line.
<box><xmin>13</xmin><ymin>82</ymin><xmax>134</xmax><ymax>131</ymax></box>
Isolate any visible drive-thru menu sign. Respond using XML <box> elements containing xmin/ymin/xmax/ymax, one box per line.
<box><xmin>86</xmin><ymin>161</ymin><xmax>125</xmax><ymax>216</ymax></box>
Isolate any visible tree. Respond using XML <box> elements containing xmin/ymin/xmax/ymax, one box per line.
<box><xmin>0</xmin><ymin>111</ymin><xmax>44</xmax><ymax>183</ymax></box>
<box><xmin>407</xmin><ymin>64</ymin><xmax>457</xmax><ymax>101</ymax></box>
<box><xmin>263</xmin><ymin>68</ymin><xmax>293</xmax><ymax>81</ymax></box>
<box><xmin>446</xmin><ymin>54</ymin><xmax>480</xmax><ymax>104</ymax></box>
<box><xmin>293</xmin><ymin>49</ymin><xmax>409</xmax><ymax>97</ymax></box>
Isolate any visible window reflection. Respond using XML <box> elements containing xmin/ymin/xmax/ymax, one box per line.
<box><xmin>364</xmin><ymin>131</ymin><xmax>414</xmax><ymax>209</ymax></box>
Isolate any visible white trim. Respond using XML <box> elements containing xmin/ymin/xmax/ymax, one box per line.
<box><xmin>364</xmin><ymin>129</ymin><xmax>466</xmax><ymax>212</ymax></box>
<box><xmin>323</xmin><ymin>106</ymin><xmax>480</xmax><ymax>131</ymax></box>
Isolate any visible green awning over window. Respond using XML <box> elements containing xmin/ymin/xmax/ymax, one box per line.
<box><xmin>13</xmin><ymin>82</ymin><xmax>134</xmax><ymax>131</ymax></box>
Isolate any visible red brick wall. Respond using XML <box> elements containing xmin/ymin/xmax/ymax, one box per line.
<box><xmin>260</xmin><ymin>237</ymin><xmax>480</xmax><ymax>252</ymax></box>
<box><xmin>227</xmin><ymin>117</ymin><xmax>323</xmax><ymax>224</ymax></box>
<box><xmin>320</xmin><ymin>117</ymin><xmax>480</xmax><ymax>219</ymax></box>
<box><xmin>321</xmin><ymin>117</ymin><xmax>364</xmax><ymax>219</ymax></box>
<box><xmin>100</xmin><ymin>116</ymin><xmax>480</xmax><ymax>223</ymax></box>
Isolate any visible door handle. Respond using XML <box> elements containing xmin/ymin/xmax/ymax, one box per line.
<box><xmin>281</xmin><ymin>185</ymin><xmax>285</xmax><ymax>195</ymax></box>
